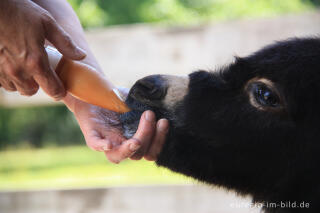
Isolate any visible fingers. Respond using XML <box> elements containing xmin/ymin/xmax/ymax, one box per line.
<box><xmin>0</xmin><ymin>45</ymin><xmax>64</xmax><ymax>98</ymax></box>
<box><xmin>74</xmin><ymin>104</ymin><xmax>127</xmax><ymax>153</ymax></box>
<box><xmin>0</xmin><ymin>3</ymin><xmax>84</xmax><ymax>97</ymax></box>
<box><xmin>32</xmin><ymin>47</ymin><xmax>66</xmax><ymax>100</ymax></box>
<box><xmin>0</xmin><ymin>65</ymin><xmax>16</xmax><ymax>91</ymax></box>
<box><xmin>1</xmin><ymin>57</ymin><xmax>63</xmax><ymax>98</ymax></box>
<box><xmin>80</xmin><ymin>109</ymin><xmax>168</xmax><ymax>164</ymax></box>
<box><xmin>104</xmin><ymin>139</ymin><xmax>141</xmax><ymax>164</ymax></box>
<box><xmin>0</xmin><ymin>79</ymin><xmax>16</xmax><ymax>91</ymax></box>
<box><xmin>144</xmin><ymin>119</ymin><xmax>169</xmax><ymax>161</ymax></box>
<box><xmin>85</xmin><ymin>129</ymin><xmax>113</xmax><ymax>152</ymax></box>
<box><xmin>13</xmin><ymin>78</ymin><xmax>39</xmax><ymax>96</ymax></box>
<box><xmin>0</xmin><ymin>78</ymin><xmax>39</xmax><ymax>96</ymax></box>
<box><xmin>43</xmin><ymin>14</ymin><xmax>86</xmax><ymax>60</ymax></box>
<box><xmin>0</xmin><ymin>55</ymin><xmax>37</xmax><ymax>94</ymax></box>
<box><xmin>6</xmin><ymin>65</ymin><xmax>39</xmax><ymax>96</ymax></box>
<box><xmin>105</xmin><ymin>110</ymin><xmax>157</xmax><ymax>163</ymax></box>
<box><xmin>129</xmin><ymin>111</ymin><xmax>157</xmax><ymax>160</ymax></box>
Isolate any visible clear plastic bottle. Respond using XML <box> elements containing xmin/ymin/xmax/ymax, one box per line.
<box><xmin>46</xmin><ymin>46</ymin><xmax>130</xmax><ymax>113</ymax></box>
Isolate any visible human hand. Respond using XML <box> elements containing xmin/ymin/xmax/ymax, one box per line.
<box><xmin>0</xmin><ymin>0</ymin><xmax>85</xmax><ymax>99</ymax></box>
<box><xmin>63</xmin><ymin>94</ymin><xmax>169</xmax><ymax>163</ymax></box>
<box><xmin>124</xmin><ymin>110</ymin><xmax>169</xmax><ymax>162</ymax></box>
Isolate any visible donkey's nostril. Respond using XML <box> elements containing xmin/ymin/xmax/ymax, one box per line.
<box><xmin>150</xmin><ymin>87</ymin><xmax>159</xmax><ymax>95</ymax></box>
<box><xmin>132</xmin><ymin>75</ymin><xmax>167</xmax><ymax>100</ymax></box>
<box><xmin>138</xmin><ymin>80</ymin><xmax>155</xmax><ymax>91</ymax></box>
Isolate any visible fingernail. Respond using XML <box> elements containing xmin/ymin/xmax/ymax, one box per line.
<box><xmin>158</xmin><ymin>119</ymin><xmax>169</xmax><ymax>133</ymax></box>
<box><xmin>102</xmin><ymin>146</ymin><xmax>111</xmax><ymax>151</ymax></box>
<box><xmin>52</xmin><ymin>88</ymin><xmax>66</xmax><ymax>101</ymax></box>
<box><xmin>145</xmin><ymin>110</ymin><xmax>154</xmax><ymax>122</ymax></box>
<box><xmin>53</xmin><ymin>94</ymin><xmax>66</xmax><ymax>101</ymax></box>
<box><xmin>75</xmin><ymin>47</ymin><xmax>86</xmax><ymax>58</ymax></box>
<box><xmin>53</xmin><ymin>96</ymin><xmax>63</xmax><ymax>101</ymax></box>
<box><xmin>129</xmin><ymin>142</ymin><xmax>141</xmax><ymax>152</ymax></box>
<box><xmin>102</xmin><ymin>141</ymin><xmax>112</xmax><ymax>151</ymax></box>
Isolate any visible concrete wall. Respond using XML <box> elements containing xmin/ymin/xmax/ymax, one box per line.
<box><xmin>1</xmin><ymin>11</ymin><xmax>319</xmax><ymax>106</ymax></box>
<box><xmin>0</xmin><ymin>185</ymin><xmax>261</xmax><ymax>213</ymax></box>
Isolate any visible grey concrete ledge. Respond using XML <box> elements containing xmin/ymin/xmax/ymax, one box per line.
<box><xmin>0</xmin><ymin>184</ymin><xmax>261</xmax><ymax>213</ymax></box>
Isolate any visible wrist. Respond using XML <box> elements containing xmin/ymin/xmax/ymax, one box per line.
<box><xmin>62</xmin><ymin>94</ymin><xmax>90</xmax><ymax>115</ymax></box>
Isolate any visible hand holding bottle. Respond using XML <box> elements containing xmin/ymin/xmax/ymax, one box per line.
<box><xmin>0</xmin><ymin>0</ymin><xmax>85</xmax><ymax>99</ymax></box>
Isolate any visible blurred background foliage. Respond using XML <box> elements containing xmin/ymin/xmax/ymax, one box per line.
<box><xmin>67</xmin><ymin>0</ymin><xmax>320</xmax><ymax>28</ymax></box>
<box><xmin>0</xmin><ymin>105</ymin><xmax>84</xmax><ymax>149</ymax></box>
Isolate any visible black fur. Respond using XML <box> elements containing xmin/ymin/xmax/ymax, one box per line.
<box><xmin>122</xmin><ymin>37</ymin><xmax>320</xmax><ymax>213</ymax></box>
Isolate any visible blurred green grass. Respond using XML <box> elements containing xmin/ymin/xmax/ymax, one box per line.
<box><xmin>0</xmin><ymin>146</ymin><xmax>192</xmax><ymax>190</ymax></box>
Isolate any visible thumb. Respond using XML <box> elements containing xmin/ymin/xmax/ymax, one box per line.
<box><xmin>43</xmin><ymin>15</ymin><xmax>86</xmax><ymax>60</ymax></box>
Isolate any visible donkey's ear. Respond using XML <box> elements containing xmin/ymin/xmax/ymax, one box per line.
<box><xmin>219</xmin><ymin>56</ymin><xmax>251</xmax><ymax>84</ymax></box>
<box><xmin>233</xmin><ymin>56</ymin><xmax>252</xmax><ymax>71</ymax></box>
<box><xmin>234</xmin><ymin>56</ymin><xmax>246</xmax><ymax>64</ymax></box>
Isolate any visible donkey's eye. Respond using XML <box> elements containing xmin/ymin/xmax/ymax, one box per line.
<box><xmin>253</xmin><ymin>84</ymin><xmax>280</xmax><ymax>107</ymax></box>
<box><xmin>246</xmin><ymin>78</ymin><xmax>284</xmax><ymax>111</ymax></box>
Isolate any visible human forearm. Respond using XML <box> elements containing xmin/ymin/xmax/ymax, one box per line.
<box><xmin>32</xmin><ymin>0</ymin><xmax>105</xmax><ymax>112</ymax></box>
<box><xmin>32</xmin><ymin>0</ymin><xmax>101</xmax><ymax>72</ymax></box>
